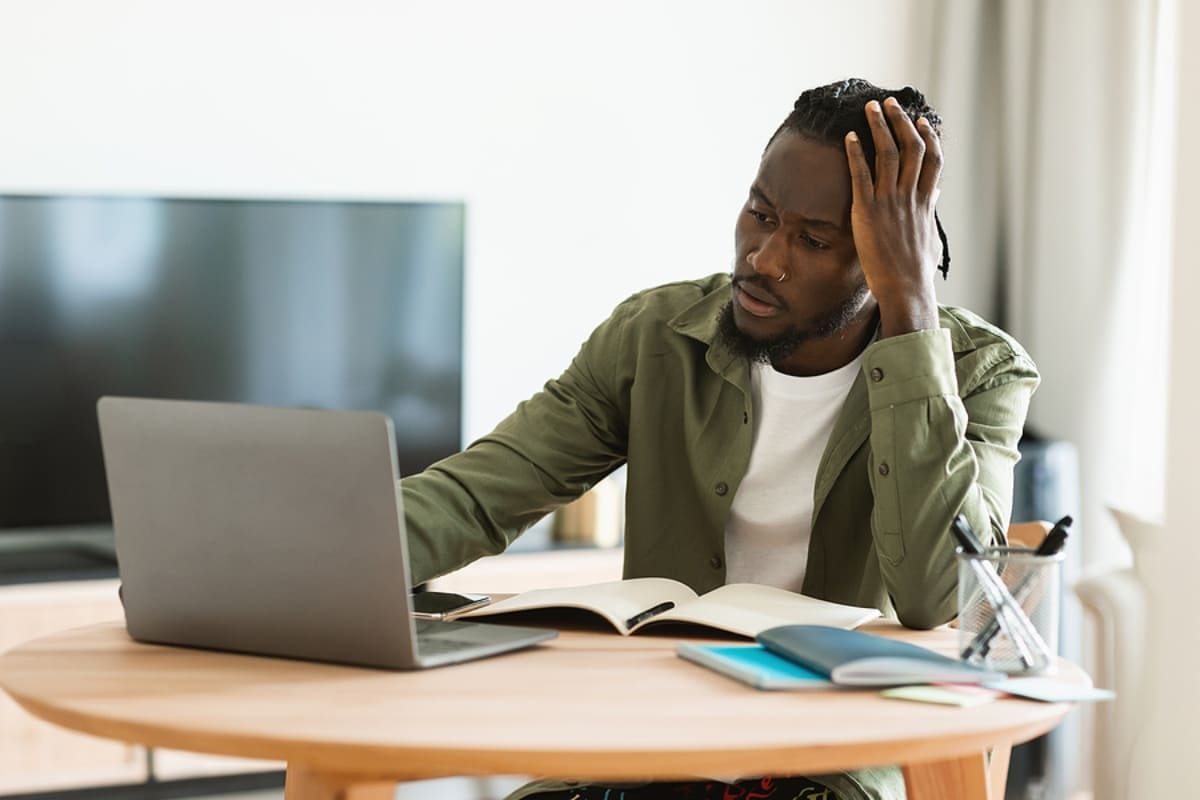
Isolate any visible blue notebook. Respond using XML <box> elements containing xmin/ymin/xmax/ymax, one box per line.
<box><xmin>757</xmin><ymin>625</ymin><xmax>1006</xmax><ymax>687</ymax></box>
<box><xmin>677</xmin><ymin>643</ymin><xmax>834</xmax><ymax>690</ymax></box>
<box><xmin>679</xmin><ymin>626</ymin><xmax>1006</xmax><ymax>690</ymax></box>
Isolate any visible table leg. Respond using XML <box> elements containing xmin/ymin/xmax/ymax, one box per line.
<box><xmin>284</xmin><ymin>765</ymin><xmax>397</xmax><ymax>800</ymax></box>
<box><xmin>902</xmin><ymin>750</ymin><xmax>992</xmax><ymax>800</ymax></box>
<box><xmin>987</xmin><ymin>744</ymin><xmax>1012</xmax><ymax>799</ymax></box>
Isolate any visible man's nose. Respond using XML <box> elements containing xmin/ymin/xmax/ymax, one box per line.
<box><xmin>747</xmin><ymin>231</ymin><xmax>788</xmax><ymax>282</ymax></box>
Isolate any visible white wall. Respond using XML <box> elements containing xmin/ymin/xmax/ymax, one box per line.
<box><xmin>0</xmin><ymin>0</ymin><xmax>937</xmax><ymax>441</ymax></box>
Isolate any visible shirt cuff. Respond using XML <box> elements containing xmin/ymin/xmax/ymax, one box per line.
<box><xmin>862</xmin><ymin>328</ymin><xmax>958</xmax><ymax>409</ymax></box>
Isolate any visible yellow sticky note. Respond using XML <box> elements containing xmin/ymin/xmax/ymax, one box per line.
<box><xmin>880</xmin><ymin>684</ymin><xmax>1000</xmax><ymax>707</ymax></box>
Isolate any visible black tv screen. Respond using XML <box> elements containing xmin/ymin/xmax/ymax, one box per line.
<box><xmin>0</xmin><ymin>194</ymin><xmax>464</xmax><ymax>542</ymax></box>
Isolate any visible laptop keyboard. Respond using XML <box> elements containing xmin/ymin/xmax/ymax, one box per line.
<box><xmin>417</xmin><ymin>635</ymin><xmax>492</xmax><ymax>656</ymax></box>
<box><xmin>414</xmin><ymin>619</ymin><xmax>490</xmax><ymax>655</ymax></box>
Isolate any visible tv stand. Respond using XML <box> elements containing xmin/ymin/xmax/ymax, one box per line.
<box><xmin>0</xmin><ymin>577</ymin><xmax>282</xmax><ymax>795</ymax></box>
<box><xmin>0</xmin><ymin>527</ymin><xmax>118</xmax><ymax>586</ymax></box>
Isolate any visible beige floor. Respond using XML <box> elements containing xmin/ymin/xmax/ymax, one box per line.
<box><xmin>214</xmin><ymin>776</ymin><xmax>530</xmax><ymax>800</ymax></box>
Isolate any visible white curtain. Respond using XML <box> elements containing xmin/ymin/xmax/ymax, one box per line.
<box><xmin>1145</xmin><ymin>0</ymin><xmax>1200</xmax><ymax>790</ymax></box>
<box><xmin>919</xmin><ymin>0</ymin><xmax>1173</xmax><ymax>563</ymax></box>
<box><xmin>909</xmin><ymin>1</ymin><xmax>1177</xmax><ymax>796</ymax></box>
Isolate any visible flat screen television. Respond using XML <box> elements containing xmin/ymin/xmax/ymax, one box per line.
<box><xmin>0</xmin><ymin>194</ymin><xmax>464</xmax><ymax>581</ymax></box>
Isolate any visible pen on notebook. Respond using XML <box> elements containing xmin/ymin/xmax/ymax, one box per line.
<box><xmin>625</xmin><ymin>601</ymin><xmax>675</xmax><ymax>630</ymax></box>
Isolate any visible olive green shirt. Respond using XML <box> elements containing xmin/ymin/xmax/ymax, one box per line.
<box><xmin>402</xmin><ymin>273</ymin><xmax>1038</xmax><ymax>800</ymax></box>
<box><xmin>403</xmin><ymin>273</ymin><xmax>1039</xmax><ymax>630</ymax></box>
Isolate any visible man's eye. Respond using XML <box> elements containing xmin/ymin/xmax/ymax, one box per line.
<box><xmin>746</xmin><ymin>209</ymin><xmax>770</xmax><ymax>224</ymax></box>
<box><xmin>801</xmin><ymin>234</ymin><xmax>831</xmax><ymax>251</ymax></box>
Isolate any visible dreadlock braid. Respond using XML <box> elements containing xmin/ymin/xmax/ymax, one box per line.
<box><xmin>768</xmin><ymin>78</ymin><xmax>951</xmax><ymax>279</ymax></box>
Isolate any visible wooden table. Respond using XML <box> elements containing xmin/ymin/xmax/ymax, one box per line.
<box><xmin>0</xmin><ymin>621</ymin><xmax>1085</xmax><ymax>800</ymax></box>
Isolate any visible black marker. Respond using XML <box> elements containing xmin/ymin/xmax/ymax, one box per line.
<box><xmin>951</xmin><ymin>514</ymin><xmax>986</xmax><ymax>555</ymax></box>
<box><xmin>964</xmin><ymin>515</ymin><xmax>1073</xmax><ymax>660</ymax></box>
<box><xmin>625</xmin><ymin>601</ymin><xmax>675</xmax><ymax>630</ymax></box>
<box><xmin>1034</xmin><ymin>515</ymin><xmax>1073</xmax><ymax>556</ymax></box>
<box><xmin>953</xmin><ymin>513</ymin><xmax>1030</xmax><ymax>663</ymax></box>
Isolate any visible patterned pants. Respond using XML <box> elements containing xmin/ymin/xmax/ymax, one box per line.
<box><xmin>530</xmin><ymin>777</ymin><xmax>839</xmax><ymax>800</ymax></box>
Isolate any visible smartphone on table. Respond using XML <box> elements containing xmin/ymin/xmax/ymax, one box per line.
<box><xmin>411</xmin><ymin>591</ymin><xmax>492</xmax><ymax>619</ymax></box>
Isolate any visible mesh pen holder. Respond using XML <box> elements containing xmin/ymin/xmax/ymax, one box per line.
<box><xmin>956</xmin><ymin>546</ymin><xmax>1062</xmax><ymax>675</ymax></box>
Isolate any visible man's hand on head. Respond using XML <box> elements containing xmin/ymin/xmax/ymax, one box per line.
<box><xmin>844</xmin><ymin>96</ymin><xmax>943</xmax><ymax>338</ymax></box>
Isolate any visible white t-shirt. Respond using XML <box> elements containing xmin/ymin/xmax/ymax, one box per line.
<box><xmin>724</xmin><ymin>354</ymin><xmax>863</xmax><ymax>591</ymax></box>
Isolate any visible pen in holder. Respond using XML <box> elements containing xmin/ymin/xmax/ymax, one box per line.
<box><xmin>956</xmin><ymin>546</ymin><xmax>1062</xmax><ymax>674</ymax></box>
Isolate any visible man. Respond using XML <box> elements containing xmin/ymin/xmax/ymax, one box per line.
<box><xmin>402</xmin><ymin>78</ymin><xmax>1039</xmax><ymax>800</ymax></box>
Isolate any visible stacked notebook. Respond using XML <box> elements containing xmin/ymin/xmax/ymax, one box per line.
<box><xmin>677</xmin><ymin>624</ymin><xmax>1116</xmax><ymax>704</ymax></box>
<box><xmin>678</xmin><ymin>625</ymin><xmax>1006</xmax><ymax>689</ymax></box>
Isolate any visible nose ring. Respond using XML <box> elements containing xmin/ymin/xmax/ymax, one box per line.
<box><xmin>776</xmin><ymin>271</ymin><xmax>787</xmax><ymax>283</ymax></box>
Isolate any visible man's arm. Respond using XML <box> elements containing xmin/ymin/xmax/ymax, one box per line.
<box><xmin>845</xmin><ymin>97</ymin><xmax>1038</xmax><ymax>628</ymax></box>
<box><xmin>862</xmin><ymin>324</ymin><xmax>1038</xmax><ymax>629</ymax></box>
<box><xmin>402</xmin><ymin>302</ymin><xmax>635</xmax><ymax>585</ymax></box>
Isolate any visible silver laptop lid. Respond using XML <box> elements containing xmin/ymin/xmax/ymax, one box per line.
<box><xmin>98</xmin><ymin>397</ymin><xmax>422</xmax><ymax>668</ymax></box>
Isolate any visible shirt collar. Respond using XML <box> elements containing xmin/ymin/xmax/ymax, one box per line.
<box><xmin>667</xmin><ymin>275</ymin><xmax>730</xmax><ymax>345</ymax></box>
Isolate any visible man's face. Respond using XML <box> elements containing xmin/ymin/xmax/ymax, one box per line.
<box><xmin>725</xmin><ymin>130</ymin><xmax>873</xmax><ymax>371</ymax></box>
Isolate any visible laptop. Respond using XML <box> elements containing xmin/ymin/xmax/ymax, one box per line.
<box><xmin>96</xmin><ymin>396</ymin><xmax>556</xmax><ymax>669</ymax></box>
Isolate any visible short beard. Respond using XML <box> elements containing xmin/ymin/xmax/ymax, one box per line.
<box><xmin>716</xmin><ymin>282</ymin><xmax>871</xmax><ymax>366</ymax></box>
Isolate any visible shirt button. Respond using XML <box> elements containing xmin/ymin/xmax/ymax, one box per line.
<box><xmin>714</xmin><ymin>481</ymin><xmax>729</xmax><ymax>496</ymax></box>
<box><xmin>710</xmin><ymin>555</ymin><xmax>723</xmax><ymax>570</ymax></box>
<box><xmin>878</xmin><ymin>462</ymin><xmax>890</xmax><ymax>477</ymax></box>
<box><xmin>870</xmin><ymin>367</ymin><xmax>885</xmax><ymax>382</ymax></box>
